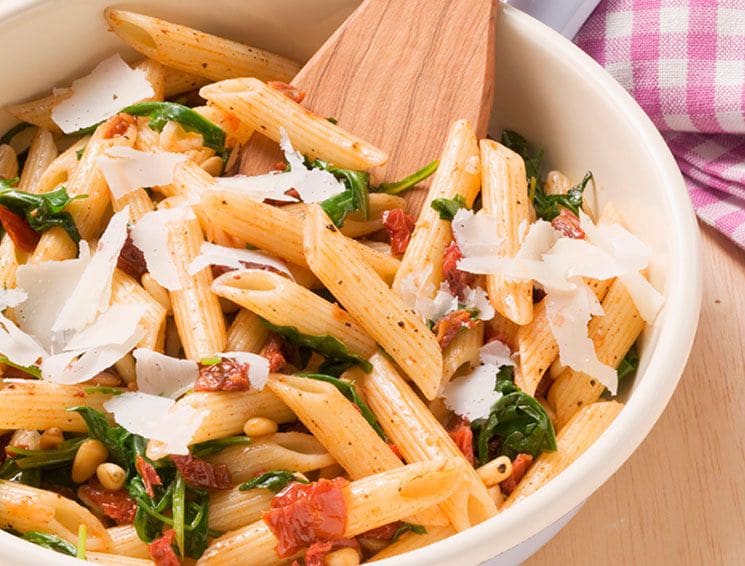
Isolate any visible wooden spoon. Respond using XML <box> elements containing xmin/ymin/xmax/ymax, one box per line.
<box><xmin>240</xmin><ymin>0</ymin><xmax>497</xmax><ymax>214</ymax></box>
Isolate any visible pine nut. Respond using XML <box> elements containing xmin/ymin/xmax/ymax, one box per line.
<box><xmin>96</xmin><ymin>462</ymin><xmax>127</xmax><ymax>491</ymax></box>
<box><xmin>199</xmin><ymin>155</ymin><xmax>224</xmax><ymax>177</ymax></box>
<box><xmin>72</xmin><ymin>439</ymin><xmax>109</xmax><ymax>483</ymax></box>
<box><xmin>477</xmin><ymin>455</ymin><xmax>512</xmax><ymax>487</ymax></box>
<box><xmin>243</xmin><ymin>417</ymin><xmax>278</xmax><ymax>437</ymax></box>
<box><xmin>9</xmin><ymin>429</ymin><xmax>40</xmax><ymax>451</ymax></box>
<box><xmin>39</xmin><ymin>427</ymin><xmax>64</xmax><ymax>450</ymax></box>
<box><xmin>325</xmin><ymin>547</ymin><xmax>360</xmax><ymax>566</ymax></box>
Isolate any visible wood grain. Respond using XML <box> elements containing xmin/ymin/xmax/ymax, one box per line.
<box><xmin>240</xmin><ymin>0</ymin><xmax>497</xmax><ymax>214</ymax></box>
<box><xmin>527</xmin><ymin>224</ymin><xmax>745</xmax><ymax>566</ymax></box>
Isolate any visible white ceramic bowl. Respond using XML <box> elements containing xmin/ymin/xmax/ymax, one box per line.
<box><xmin>0</xmin><ymin>1</ymin><xmax>702</xmax><ymax>564</ymax></box>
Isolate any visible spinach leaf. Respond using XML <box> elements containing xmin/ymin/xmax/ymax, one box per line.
<box><xmin>190</xmin><ymin>436</ymin><xmax>251</xmax><ymax>459</ymax></box>
<box><xmin>310</xmin><ymin>159</ymin><xmax>370</xmax><ymax>227</ymax></box>
<box><xmin>376</xmin><ymin>160</ymin><xmax>439</xmax><ymax>195</ymax></box>
<box><xmin>495</xmin><ymin>365</ymin><xmax>515</xmax><ymax>384</ymax></box>
<box><xmin>261</xmin><ymin>320</ymin><xmax>372</xmax><ymax>372</ymax></box>
<box><xmin>299</xmin><ymin>374</ymin><xmax>386</xmax><ymax>439</ymax></box>
<box><xmin>617</xmin><ymin>343</ymin><xmax>639</xmax><ymax>381</ymax></box>
<box><xmin>22</xmin><ymin>532</ymin><xmax>77</xmax><ymax>557</ymax></box>
<box><xmin>82</xmin><ymin>385</ymin><xmax>124</xmax><ymax>396</ymax></box>
<box><xmin>172</xmin><ymin>473</ymin><xmax>186</xmax><ymax>556</ymax></box>
<box><xmin>5</xmin><ymin>437</ymin><xmax>85</xmax><ymax>470</ymax></box>
<box><xmin>122</xmin><ymin>102</ymin><xmax>227</xmax><ymax>155</ymax></box>
<box><xmin>130</xmin><ymin>476</ymin><xmax>176</xmax><ymax>542</ymax></box>
<box><xmin>0</xmin><ymin>180</ymin><xmax>84</xmax><ymax>245</ymax></box>
<box><xmin>431</xmin><ymin>195</ymin><xmax>466</xmax><ymax>220</ymax></box>
<box><xmin>392</xmin><ymin>523</ymin><xmax>427</xmax><ymax>542</ymax></box>
<box><xmin>239</xmin><ymin>470</ymin><xmax>309</xmax><ymax>493</ymax></box>
<box><xmin>0</xmin><ymin>354</ymin><xmax>40</xmax><ymax>378</ymax></box>
<box><xmin>183</xmin><ymin>492</ymin><xmax>210</xmax><ymax>559</ymax></box>
<box><xmin>68</xmin><ymin>407</ymin><xmax>134</xmax><ymax>469</ymax></box>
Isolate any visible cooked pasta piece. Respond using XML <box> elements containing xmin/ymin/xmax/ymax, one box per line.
<box><xmin>208</xmin><ymin>488</ymin><xmax>274</xmax><ymax>533</ymax></box>
<box><xmin>163</xmin><ymin>68</ymin><xmax>210</xmax><ymax>98</ymax></box>
<box><xmin>110</xmin><ymin>269</ymin><xmax>167</xmax><ymax>351</ymax></box>
<box><xmin>6</xmin><ymin>94</ymin><xmax>63</xmax><ymax>132</ymax></box>
<box><xmin>393</xmin><ymin>120</ymin><xmax>481</xmax><ymax>295</ymax></box>
<box><xmin>0</xmin><ymin>481</ymin><xmax>111</xmax><ymax>551</ymax></box>
<box><xmin>105</xmin><ymin>10</ymin><xmax>300</xmax><ymax>83</ymax></box>
<box><xmin>107</xmin><ymin>526</ymin><xmax>150</xmax><ymax>559</ymax></box>
<box><xmin>34</xmin><ymin>136</ymin><xmax>90</xmax><ymax>195</ymax></box>
<box><xmin>548</xmin><ymin>279</ymin><xmax>645</xmax><ymax>427</ymax></box>
<box><xmin>86</xmin><ymin>554</ymin><xmax>154</xmax><ymax>565</ymax></box>
<box><xmin>479</xmin><ymin>140</ymin><xmax>533</xmax><ymax>325</ymax></box>
<box><xmin>0</xmin><ymin>144</ymin><xmax>17</xmax><ymax>178</ymax></box>
<box><xmin>226</xmin><ymin>309</ymin><xmax>270</xmax><ymax>353</ymax></box>
<box><xmin>201</xmin><ymin>78</ymin><xmax>388</xmax><ymax>170</ymax></box>
<box><xmin>212</xmin><ymin>270</ymin><xmax>376</xmax><ymax>358</ymax></box>
<box><xmin>442</xmin><ymin>322</ymin><xmax>483</xmax><ymax>385</ymax></box>
<box><xmin>369</xmin><ymin>525</ymin><xmax>455</xmax><ymax>561</ymax></box>
<box><xmin>503</xmin><ymin>401</ymin><xmax>624</xmax><ymax>507</ymax></box>
<box><xmin>18</xmin><ymin>128</ymin><xmax>57</xmax><ymax>192</ymax></box>
<box><xmin>304</xmin><ymin>205</ymin><xmax>443</xmax><ymax>399</ymax></box>
<box><xmin>361</xmin><ymin>353</ymin><xmax>497</xmax><ymax>531</ymax></box>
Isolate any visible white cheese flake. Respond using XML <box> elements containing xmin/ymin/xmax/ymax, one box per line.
<box><xmin>51</xmin><ymin>54</ymin><xmax>154</xmax><ymax>134</ymax></box>
<box><xmin>451</xmin><ymin>208</ymin><xmax>502</xmax><ymax>257</ymax></box>
<box><xmin>0</xmin><ymin>313</ymin><xmax>47</xmax><ymax>368</ymax></box>
<box><xmin>134</xmin><ymin>349</ymin><xmax>198</xmax><ymax>399</ymax></box>
<box><xmin>96</xmin><ymin>147</ymin><xmax>187</xmax><ymax>199</ymax></box>
<box><xmin>188</xmin><ymin>242</ymin><xmax>291</xmax><ymax>278</ymax></box>
<box><xmin>479</xmin><ymin>339</ymin><xmax>515</xmax><ymax>367</ymax></box>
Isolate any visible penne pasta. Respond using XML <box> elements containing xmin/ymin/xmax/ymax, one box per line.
<box><xmin>163</xmin><ymin>67</ymin><xmax>210</xmax><ymax>98</ymax></box>
<box><xmin>105</xmin><ymin>10</ymin><xmax>300</xmax><ymax>83</ymax></box>
<box><xmin>18</xmin><ymin>128</ymin><xmax>57</xmax><ymax>192</ymax></box>
<box><xmin>6</xmin><ymin>94</ymin><xmax>65</xmax><ymax>133</ymax></box>
<box><xmin>479</xmin><ymin>139</ymin><xmax>533</xmax><ymax>325</ymax></box>
<box><xmin>201</xmin><ymin>78</ymin><xmax>388</xmax><ymax>170</ymax></box>
<box><xmin>107</xmin><ymin>526</ymin><xmax>151</xmax><ymax>559</ymax></box>
<box><xmin>208</xmin><ymin>488</ymin><xmax>274</xmax><ymax>534</ymax></box>
<box><xmin>212</xmin><ymin>270</ymin><xmax>376</xmax><ymax>358</ymax></box>
<box><xmin>442</xmin><ymin>322</ymin><xmax>484</xmax><ymax>385</ymax></box>
<box><xmin>34</xmin><ymin>136</ymin><xmax>90</xmax><ymax>195</ymax></box>
<box><xmin>110</xmin><ymin>269</ymin><xmax>167</xmax><ymax>351</ymax></box>
<box><xmin>369</xmin><ymin>525</ymin><xmax>455</xmax><ymax>561</ymax></box>
<box><xmin>304</xmin><ymin>205</ymin><xmax>443</xmax><ymax>399</ymax></box>
<box><xmin>0</xmin><ymin>145</ymin><xmax>18</xmax><ymax>178</ymax></box>
<box><xmin>86</xmin><ymin>553</ymin><xmax>154</xmax><ymax>565</ymax></box>
<box><xmin>226</xmin><ymin>309</ymin><xmax>270</xmax><ymax>353</ymax></box>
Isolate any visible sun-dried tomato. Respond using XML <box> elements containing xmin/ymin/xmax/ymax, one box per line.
<box><xmin>359</xmin><ymin>522</ymin><xmax>402</xmax><ymax>541</ymax></box>
<box><xmin>382</xmin><ymin>208</ymin><xmax>415</xmax><ymax>256</ymax></box>
<box><xmin>171</xmin><ymin>454</ymin><xmax>231</xmax><ymax>490</ymax></box>
<box><xmin>447</xmin><ymin>417</ymin><xmax>474</xmax><ymax>465</ymax></box>
<box><xmin>148</xmin><ymin>529</ymin><xmax>180</xmax><ymax>566</ymax></box>
<box><xmin>0</xmin><ymin>205</ymin><xmax>40</xmax><ymax>252</ymax></box>
<box><xmin>442</xmin><ymin>241</ymin><xmax>475</xmax><ymax>300</ymax></box>
<box><xmin>135</xmin><ymin>455</ymin><xmax>163</xmax><ymax>498</ymax></box>
<box><xmin>551</xmin><ymin>208</ymin><xmax>585</xmax><ymax>239</ymax></box>
<box><xmin>433</xmin><ymin>309</ymin><xmax>477</xmax><ymax>349</ymax></box>
<box><xmin>101</xmin><ymin>113</ymin><xmax>136</xmax><ymax>139</ymax></box>
<box><xmin>194</xmin><ymin>358</ymin><xmax>251</xmax><ymax>391</ymax></box>
<box><xmin>261</xmin><ymin>333</ymin><xmax>287</xmax><ymax>373</ymax></box>
<box><xmin>268</xmin><ymin>81</ymin><xmax>307</xmax><ymax>104</ymax></box>
<box><xmin>78</xmin><ymin>479</ymin><xmax>137</xmax><ymax>525</ymax></box>
<box><xmin>500</xmin><ymin>453</ymin><xmax>534</xmax><ymax>495</ymax></box>
<box><xmin>117</xmin><ymin>233</ymin><xmax>147</xmax><ymax>280</ymax></box>
<box><xmin>263</xmin><ymin>477</ymin><xmax>349</xmax><ymax>558</ymax></box>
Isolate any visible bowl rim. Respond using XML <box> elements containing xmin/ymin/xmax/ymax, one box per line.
<box><xmin>0</xmin><ymin>1</ymin><xmax>702</xmax><ymax>565</ymax></box>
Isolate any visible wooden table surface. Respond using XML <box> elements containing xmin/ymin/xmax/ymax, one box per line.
<box><xmin>527</xmin><ymin>224</ymin><xmax>745</xmax><ymax>565</ymax></box>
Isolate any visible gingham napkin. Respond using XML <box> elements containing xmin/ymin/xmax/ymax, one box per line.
<box><xmin>575</xmin><ymin>0</ymin><xmax>745</xmax><ymax>249</ymax></box>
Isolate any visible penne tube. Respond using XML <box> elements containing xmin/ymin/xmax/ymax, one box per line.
<box><xmin>167</xmin><ymin>214</ymin><xmax>227</xmax><ymax>360</ymax></box>
<box><xmin>206</xmin><ymin>432</ymin><xmax>335</xmax><ymax>484</ymax></box>
<box><xmin>361</xmin><ymin>352</ymin><xmax>498</xmax><ymax>531</ymax></box>
<box><xmin>0</xmin><ymin>236</ymin><xmax>20</xmax><ymax>290</ymax></box>
<box><xmin>303</xmin><ymin>205</ymin><xmax>442</xmax><ymax>399</ymax></box>
<box><xmin>105</xmin><ymin>9</ymin><xmax>300</xmax><ymax>83</ymax></box>
<box><xmin>393</xmin><ymin>120</ymin><xmax>481</xmax><ymax>295</ymax></box>
<box><xmin>86</xmin><ymin>554</ymin><xmax>154</xmax><ymax>565</ymax></box>
<box><xmin>18</xmin><ymin>128</ymin><xmax>57</xmax><ymax>192</ymax></box>
<box><xmin>0</xmin><ymin>144</ymin><xmax>18</xmax><ymax>178</ymax></box>
<box><xmin>6</xmin><ymin>93</ymin><xmax>65</xmax><ymax>132</ymax></box>
<box><xmin>198</xmin><ymin>458</ymin><xmax>463</xmax><ymax>566</ymax></box>
<box><xmin>212</xmin><ymin>270</ymin><xmax>376</xmax><ymax>358</ymax></box>
<box><xmin>110</xmin><ymin>269</ymin><xmax>167</xmax><ymax>351</ymax></box>
<box><xmin>226</xmin><ymin>309</ymin><xmax>270</xmax><ymax>353</ymax></box>
<box><xmin>208</xmin><ymin>487</ymin><xmax>274</xmax><ymax>533</ymax></box>
<box><xmin>369</xmin><ymin>525</ymin><xmax>455</xmax><ymax>561</ymax></box>
<box><xmin>107</xmin><ymin>525</ymin><xmax>150</xmax><ymax>559</ymax></box>
<box><xmin>267</xmin><ymin>375</ymin><xmax>402</xmax><ymax>479</ymax></box>
<box><xmin>194</xmin><ymin>105</ymin><xmax>254</xmax><ymax>148</ymax></box>
<box><xmin>442</xmin><ymin>322</ymin><xmax>484</xmax><ymax>385</ymax></box>
<box><xmin>201</xmin><ymin>78</ymin><xmax>388</xmax><ymax>170</ymax></box>
<box><xmin>34</xmin><ymin>136</ymin><xmax>90</xmax><ymax>195</ymax></box>
<box><xmin>199</xmin><ymin>189</ymin><xmax>400</xmax><ymax>284</ymax></box>
<box><xmin>485</xmin><ymin>312</ymin><xmax>520</xmax><ymax>351</ymax></box>
<box><xmin>163</xmin><ymin>67</ymin><xmax>210</xmax><ymax>98</ymax></box>
<box><xmin>0</xmin><ymin>380</ymin><xmax>119</xmax><ymax>432</ymax></box>
<box><xmin>0</xmin><ymin>481</ymin><xmax>111</xmax><ymax>551</ymax></box>
<box><xmin>479</xmin><ymin>140</ymin><xmax>533</xmax><ymax>325</ymax></box>
<box><xmin>548</xmin><ymin>279</ymin><xmax>645</xmax><ymax>428</ymax></box>
<box><xmin>503</xmin><ymin>401</ymin><xmax>624</xmax><ymax>507</ymax></box>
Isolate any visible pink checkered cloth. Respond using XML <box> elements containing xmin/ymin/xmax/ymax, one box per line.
<box><xmin>575</xmin><ymin>0</ymin><xmax>745</xmax><ymax>248</ymax></box>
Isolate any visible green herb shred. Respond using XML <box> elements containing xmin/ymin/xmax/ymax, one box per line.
<box><xmin>239</xmin><ymin>470</ymin><xmax>309</xmax><ymax>493</ymax></box>
<box><xmin>431</xmin><ymin>195</ymin><xmax>467</xmax><ymax>220</ymax></box>
<box><xmin>376</xmin><ymin>160</ymin><xmax>439</xmax><ymax>195</ymax></box>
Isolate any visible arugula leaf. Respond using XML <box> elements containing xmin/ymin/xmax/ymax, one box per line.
<box><xmin>83</xmin><ymin>385</ymin><xmax>123</xmax><ymax>396</ymax></box>
<box><xmin>495</xmin><ymin>365</ymin><xmax>515</xmax><ymax>384</ymax></box>
<box><xmin>261</xmin><ymin>320</ymin><xmax>372</xmax><ymax>372</ymax></box>
<box><xmin>310</xmin><ymin>159</ymin><xmax>370</xmax><ymax>227</ymax></box>
<box><xmin>0</xmin><ymin>354</ymin><xmax>40</xmax><ymax>378</ymax></box>
<box><xmin>376</xmin><ymin>160</ymin><xmax>439</xmax><ymax>195</ymax></box>
<box><xmin>431</xmin><ymin>195</ymin><xmax>466</xmax><ymax>220</ymax></box>
<box><xmin>617</xmin><ymin>343</ymin><xmax>639</xmax><ymax>381</ymax></box>
<box><xmin>190</xmin><ymin>436</ymin><xmax>251</xmax><ymax>459</ymax></box>
<box><xmin>392</xmin><ymin>523</ymin><xmax>427</xmax><ymax>542</ymax></box>
<box><xmin>473</xmin><ymin>373</ymin><xmax>556</xmax><ymax>465</ymax></box>
<box><xmin>239</xmin><ymin>470</ymin><xmax>309</xmax><ymax>493</ymax></box>
<box><xmin>299</xmin><ymin>374</ymin><xmax>386</xmax><ymax>439</ymax></box>
<box><xmin>0</xmin><ymin>180</ymin><xmax>84</xmax><ymax>245</ymax></box>
<box><xmin>0</xmin><ymin>122</ymin><xmax>33</xmax><ymax>146</ymax></box>
<box><xmin>75</xmin><ymin>148</ymin><xmax>84</xmax><ymax>160</ymax></box>
<box><xmin>184</xmin><ymin>492</ymin><xmax>210</xmax><ymax>559</ymax></box>
<box><xmin>5</xmin><ymin>437</ymin><xmax>85</xmax><ymax>470</ymax></box>
<box><xmin>122</xmin><ymin>102</ymin><xmax>227</xmax><ymax>155</ymax></box>
<box><xmin>68</xmin><ymin>407</ymin><xmax>134</xmax><ymax>469</ymax></box>
<box><xmin>76</xmin><ymin>525</ymin><xmax>87</xmax><ymax>560</ymax></box>
<box><xmin>172</xmin><ymin>473</ymin><xmax>186</xmax><ymax>556</ymax></box>
<box><xmin>22</xmin><ymin>532</ymin><xmax>77</xmax><ymax>557</ymax></box>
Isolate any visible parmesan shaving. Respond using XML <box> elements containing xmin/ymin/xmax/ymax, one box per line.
<box><xmin>51</xmin><ymin>54</ymin><xmax>154</xmax><ymax>134</ymax></box>
<box><xmin>618</xmin><ymin>271</ymin><xmax>665</xmax><ymax>323</ymax></box>
<box><xmin>0</xmin><ymin>313</ymin><xmax>47</xmax><ymax>368</ymax></box>
<box><xmin>134</xmin><ymin>349</ymin><xmax>198</xmax><ymax>399</ymax></box>
<box><xmin>451</xmin><ymin>208</ymin><xmax>502</xmax><ymax>257</ymax></box>
<box><xmin>96</xmin><ymin>147</ymin><xmax>187</xmax><ymax>199</ymax></box>
<box><xmin>188</xmin><ymin>242</ymin><xmax>291</xmax><ymax>278</ymax></box>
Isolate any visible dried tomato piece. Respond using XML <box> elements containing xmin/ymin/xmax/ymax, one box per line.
<box><xmin>0</xmin><ymin>205</ymin><xmax>40</xmax><ymax>252</ymax></box>
<box><xmin>387</xmin><ymin>443</ymin><xmax>403</xmax><ymax>460</ymax></box>
<box><xmin>382</xmin><ymin>208</ymin><xmax>415</xmax><ymax>256</ymax></box>
<box><xmin>304</xmin><ymin>538</ymin><xmax>359</xmax><ymax>566</ymax></box>
<box><xmin>447</xmin><ymin>417</ymin><xmax>474</xmax><ymax>465</ymax></box>
<box><xmin>261</xmin><ymin>333</ymin><xmax>288</xmax><ymax>373</ymax></box>
<box><xmin>268</xmin><ymin>81</ymin><xmax>307</xmax><ymax>104</ymax></box>
<box><xmin>78</xmin><ymin>479</ymin><xmax>137</xmax><ymax>525</ymax></box>
<box><xmin>101</xmin><ymin>113</ymin><xmax>136</xmax><ymax>139</ymax></box>
<box><xmin>194</xmin><ymin>358</ymin><xmax>251</xmax><ymax>392</ymax></box>
<box><xmin>500</xmin><ymin>453</ymin><xmax>534</xmax><ymax>495</ymax></box>
<box><xmin>551</xmin><ymin>208</ymin><xmax>585</xmax><ymax>239</ymax></box>
<box><xmin>171</xmin><ymin>454</ymin><xmax>231</xmax><ymax>489</ymax></box>
<box><xmin>263</xmin><ymin>477</ymin><xmax>349</xmax><ymax>558</ymax></box>
<box><xmin>360</xmin><ymin>522</ymin><xmax>402</xmax><ymax>541</ymax></box>
<box><xmin>135</xmin><ymin>455</ymin><xmax>163</xmax><ymax>498</ymax></box>
<box><xmin>148</xmin><ymin>529</ymin><xmax>180</xmax><ymax>566</ymax></box>
<box><xmin>442</xmin><ymin>241</ymin><xmax>475</xmax><ymax>300</ymax></box>
<box><xmin>117</xmin><ymin>233</ymin><xmax>147</xmax><ymax>280</ymax></box>
<box><xmin>433</xmin><ymin>309</ymin><xmax>477</xmax><ymax>349</ymax></box>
